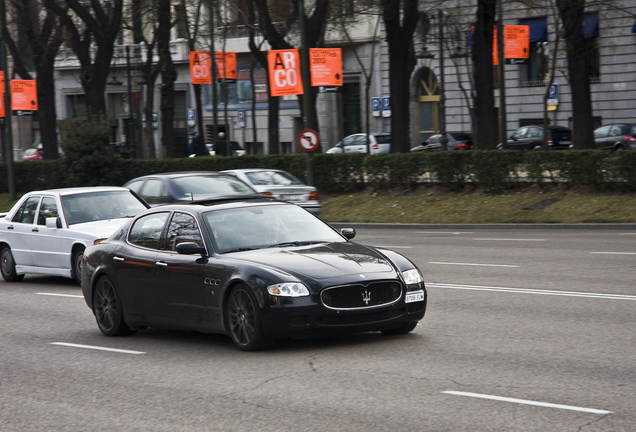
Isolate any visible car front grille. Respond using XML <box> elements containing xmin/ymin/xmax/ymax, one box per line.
<box><xmin>320</xmin><ymin>281</ymin><xmax>402</xmax><ymax>310</ymax></box>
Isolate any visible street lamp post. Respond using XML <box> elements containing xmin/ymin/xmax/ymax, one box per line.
<box><xmin>125</xmin><ymin>45</ymin><xmax>136</xmax><ymax>158</ymax></box>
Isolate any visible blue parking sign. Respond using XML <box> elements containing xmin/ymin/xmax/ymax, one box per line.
<box><xmin>382</xmin><ymin>97</ymin><xmax>391</xmax><ymax>117</ymax></box>
<box><xmin>187</xmin><ymin>108</ymin><xmax>196</xmax><ymax>122</ymax></box>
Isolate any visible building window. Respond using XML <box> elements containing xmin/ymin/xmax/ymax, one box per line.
<box><xmin>518</xmin><ymin>17</ymin><xmax>549</xmax><ymax>86</ymax></box>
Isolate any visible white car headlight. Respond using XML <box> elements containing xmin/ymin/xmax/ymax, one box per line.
<box><xmin>267</xmin><ymin>282</ymin><xmax>310</xmax><ymax>297</ymax></box>
<box><xmin>402</xmin><ymin>269</ymin><xmax>423</xmax><ymax>285</ymax></box>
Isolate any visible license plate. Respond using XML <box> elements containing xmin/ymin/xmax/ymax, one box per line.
<box><xmin>405</xmin><ymin>291</ymin><xmax>425</xmax><ymax>303</ymax></box>
<box><xmin>280</xmin><ymin>194</ymin><xmax>301</xmax><ymax>202</ymax></box>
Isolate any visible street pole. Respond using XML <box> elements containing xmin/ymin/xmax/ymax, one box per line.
<box><xmin>298</xmin><ymin>0</ymin><xmax>314</xmax><ymax>186</ymax></box>
<box><xmin>497</xmin><ymin>0</ymin><xmax>508</xmax><ymax>148</ymax></box>
<box><xmin>0</xmin><ymin>0</ymin><xmax>15</xmax><ymax>199</ymax></box>
<box><xmin>125</xmin><ymin>45</ymin><xmax>136</xmax><ymax>158</ymax></box>
<box><xmin>438</xmin><ymin>9</ymin><xmax>448</xmax><ymax>151</ymax></box>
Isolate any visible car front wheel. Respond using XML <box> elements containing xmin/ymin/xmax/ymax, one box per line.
<box><xmin>1</xmin><ymin>246</ymin><xmax>24</xmax><ymax>282</ymax></box>
<box><xmin>226</xmin><ymin>285</ymin><xmax>271</xmax><ymax>351</ymax></box>
<box><xmin>72</xmin><ymin>247</ymin><xmax>85</xmax><ymax>285</ymax></box>
<box><xmin>93</xmin><ymin>275</ymin><xmax>135</xmax><ymax>336</ymax></box>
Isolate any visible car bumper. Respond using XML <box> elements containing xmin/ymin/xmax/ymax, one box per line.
<box><xmin>260</xmin><ymin>291</ymin><xmax>427</xmax><ymax>339</ymax></box>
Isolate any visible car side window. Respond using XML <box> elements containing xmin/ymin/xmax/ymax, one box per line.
<box><xmin>11</xmin><ymin>196</ymin><xmax>40</xmax><ymax>224</ymax></box>
<box><xmin>164</xmin><ymin>212</ymin><xmax>204</xmax><ymax>251</ymax></box>
<box><xmin>594</xmin><ymin>125</ymin><xmax>610</xmax><ymax>139</ymax></box>
<box><xmin>609</xmin><ymin>125</ymin><xmax>623</xmax><ymax>136</ymax></box>
<box><xmin>125</xmin><ymin>180</ymin><xmax>144</xmax><ymax>194</ymax></box>
<box><xmin>526</xmin><ymin>127</ymin><xmax>542</xmax><ymax>138</ymax></box>
<box><xmin>37</xmin><ymin>197</ymin><xmax>59</xmax><ymax>226</ymax></box>
<box><xmin>139</xmin><ymin>179</ymin><xmax>167</xmax><ymax>205</ymax></box>
<box><xmin>512</xmin><ymin>128</ymin><xmax>527</xmax><ymax>139</ymax></box>
<box><xmin>342</xmin><ymin>136</ymin><xmax>357</xmax><ymax>147</ymax></box>
<box><xmin>128</xmin><ymin>212</ymin><xmax>170</xmax><ymax>249</ymax></box>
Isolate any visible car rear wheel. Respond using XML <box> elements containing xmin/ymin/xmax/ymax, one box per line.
<box><xmin>381</xmin><ymin>321</ymin><xmax>418</xmax><ymax>335</ymax></box>
<box><xmin>93</xmin><ymin>275</ymin><xmax>135</xmax><ymax>336</ymax></box>
<box><xmin>226</xmin><ymin>285</ymin><xmax>271</xmax><ymax>351</ymax></box>
<box><xmin>1</xmin><ymin>246</ymin><xmax>24</xmax><ymax>282</ymax></box>
<box><xmin>72</xmin><ymin>247</ymin><xmax>85</xmax><ymax>285</ymax></box>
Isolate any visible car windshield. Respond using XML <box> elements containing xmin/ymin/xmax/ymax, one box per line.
<box><xmin>172</xmin><ymin>175</ymin><xmax>256</xmax><ymax>199</ymax></box>
<box><xmin>245</xmin><ymin>171</ymin><xmax>303</xmax><ymax>186</ymax></box>
<box><xmin>62</xmin><ymin>191</ymin><xmax>148</xmax><ymax>225</ymax></box>
<box><xmin>205</xmin><ymin>204</ymin><xmax>344</xmax><ymax>253</ymax></box>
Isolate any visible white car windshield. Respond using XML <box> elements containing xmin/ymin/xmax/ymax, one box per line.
<box><xmin>62</xmin><ymin>191</ymin><xmax>147</xmax><ymax>224</ymax></box>
<box><xmin>205</xmin><ymin>204</ymin><xmax>344</xmax><ymax>253</ymax></box>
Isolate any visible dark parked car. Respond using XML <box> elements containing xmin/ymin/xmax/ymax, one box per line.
<box><xmin>81</xmin><ymin>196</ymin><xmax>427</xmax><ymax>350</ymax></box>
<box><xmin>410</xmin><ymin>132</ymin><xmax>473</xmax><ymax>152</ymax></box>
<box><xmin>593</xmin><ymin>124</ymin><xmax>636</xmax><ymax>151</ymax></box>
<box><xmin>123</xmin><ymin>172</ymin><xmax>257</xmax><ymax>206</ymax></box>
<box><xmin>497</xmin><ymin>125</ymin><xmax>572</xmax><ymax>150</ymax></box>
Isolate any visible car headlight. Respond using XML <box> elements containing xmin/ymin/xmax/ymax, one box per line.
<box><xmin>402</xmin><ymin>269</ymin><xmax>423</xmax><ymax>285</ymax></box>
<box><xmin>267</xmin><ymin>282</ymin><xmax>310</xmax><ymax>297</ymax></box>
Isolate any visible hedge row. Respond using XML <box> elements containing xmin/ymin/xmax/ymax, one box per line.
<box><xmin>2</xmin><ymin>150</ymin><xmax>636</xmax><ymax>194</ymax></box>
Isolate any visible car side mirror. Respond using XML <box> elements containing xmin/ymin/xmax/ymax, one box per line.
<box><xmin>46</xmin><ymin>217</ymin><xmax>62</xmax><ymax>229</ymax></box>
<box><xmin>340</xmin><ymin>228</ymin><xmax>356</xmax><ymax>240</ymax></box>
<box><xmin>176</xmin><ymin>242</ymin><xmax>206</xmax><ymax>255</ymax></box>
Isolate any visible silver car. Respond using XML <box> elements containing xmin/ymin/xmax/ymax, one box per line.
<box><xmin>0</xmin><ymin>187</ymin><xmax>149</xmax><ymax>284</ymax></box>
<box><xmin>222</xmin><ymin>169</ymin><xmax>320</xmax><ymax>215</ymax></box>
<box><xmin>326</xmin><ymin>133</ymin><xmax>391</xmax><ymax>155</ymax></box>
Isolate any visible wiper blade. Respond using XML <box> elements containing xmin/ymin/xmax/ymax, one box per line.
<box><xmin>223</xmin><ymin>247</ymin><xmax>259</xmax><ymax>253</ymax></box>
<box><xmin>271</xmin><ymin>241</ymin><xmax>328</xmax><ymax>248</ymax></box>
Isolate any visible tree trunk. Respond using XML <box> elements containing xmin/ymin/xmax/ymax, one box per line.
<box><xmin>471</xmin><ymin>0</ymin><xmax>497</xmax><ymax>149</ymax></box>
<box><xmin>157</xmin><ymin>0</ymin><xmax>177</xmax><ymax>157</ymax></box>
<box><xmin>556</xmin><ymin>0</ymin><xmax>594</xmax><ymax>149</ymax></box>
<box><xmin>381</xmin><ymin>0</ymin><xmax>419</xmax><ymax>153</ymax></box>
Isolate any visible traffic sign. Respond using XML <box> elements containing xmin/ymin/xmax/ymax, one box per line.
<box><xmin>371</xmin><ymin>97</ymin><xmax>381</xmax><ymax>117</ymax></box>
<box><xmin>237</xmin><ymin>109</ymin><xmax>246</xmax><ymax>127</ymax></box>
<box><xmin>382</xmin><ymin>97</ymin><xmax>391</xmax><ymax>117</ymax></box>
<box><xmin>187</xmin><ymin>108</ymin><xmax>196</xmax><ymax>121</ymax></box>
<box><xmin>298</xmin><ymin>129</ymin><xmax>320</xmax><ymax>152</ymax></box>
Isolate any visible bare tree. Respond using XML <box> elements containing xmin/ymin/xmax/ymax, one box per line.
<box><xmin>43</xmin><ymin>0</ymin><xmax>123</xmax><ymax>117</ymax></box>
<box><xmin>556</xmin><ymin>0</ymin><xmax>593</xmax><ymax>149</ymax></box>
<box><xmin>380</xmin><ymin>0</ymin><xmax>420</xmax><ymax>153</ymax></box>
<box><xmin>471</xmin><ymin>0</ymin><xmax>497</xmax><ymax>149</ymax></box>
<box><xmin>6</xmin><ymin>0</ymin><xmax>64</xmax><ymax>159</ymax></box>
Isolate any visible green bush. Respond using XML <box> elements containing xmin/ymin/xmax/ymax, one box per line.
<box><xmin>59</xmin><ymin>116</ymin><xmax>122</xmax><ymax>186</ymax></box>
<box><xmin>427</xmin><ymin>151</ymin><xmax>472</xmax><ymax>190</ymax></box>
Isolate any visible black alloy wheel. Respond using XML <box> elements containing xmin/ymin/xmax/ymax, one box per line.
<box><xmin>226</xmin><ymin>285</ymin><xmax>270</xmax><ymax>351</ymax></box>
<box><xmin>72</xmin><ymin>247</ymin><xmax>85</xmax><ymax>285</ymax></box>
<box><xmin>93</xmin><ymin>276</ymin><xmax>134</xmax><ymax>336</ymax></box>
<box><xmin>1</xmin><ymin>246</ymin><xmax>24</xmax><ymax>282</ymax></box>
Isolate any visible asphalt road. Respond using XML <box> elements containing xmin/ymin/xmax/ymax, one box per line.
<box><xmin>2</xmin><ymin>227</ymin><xmax>635</xmax><ymax>431</ymax></box>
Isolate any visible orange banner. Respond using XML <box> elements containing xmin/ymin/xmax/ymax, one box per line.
<box><xmin>0</xmin><ymin>72</ymin><xmax>5</xmax><ymax>117</ymax></box>
<box><xmin>10</xmin><ymin>80</ymin><xmax>38</xmax><ymax>111</ymax></box>
<box><xmin>504</xmin><ymin>25</ymin><xmax>530</xmax><ymax>59</ymax></box>
<box><xmin>190</xmin><ymin>51</ymin><xmax>212</xmax><ymax>84</ymax></box>
<box><xmin>268</xmin><ymin>49</ymin><xmax>304</xmax><ymax>96</ymax></box>
<box><xmin>309</xmin><ymin>48</ymin><xmax>343</xmax><ymax>86</ymax></box>
<box><xmin>216</xmin><ymin>51</ymin><xmax>237</xmax><ymax>80</ymax></box>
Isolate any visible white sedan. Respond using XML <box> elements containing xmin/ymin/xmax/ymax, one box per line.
<box><xmin>0</xmin><ymin>186</ymin><xmax>149</xmax><ymax>284</ymax></box>
<box><xmin>222</xmin><ymin>169</ymin><xmax>320</xmax><ymax>215</ymax></box>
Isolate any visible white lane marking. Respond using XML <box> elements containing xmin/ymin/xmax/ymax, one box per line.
<box><xmin>417</xmin><ymin>231</ymin><xmax>474</xmax><ymax>235</ymax></box>
<box><xmin>473</xmin><ymin>238</ymin><xmax>545</xmax><ymax>241</ymax></box>
<box><xmin>428</xmin><ymin>262</ymin><xmax>519</xmax><ymax>268</ymax></box>
<box><xmin>428</xmin><ymin>283</ymin><xmax>636</xmax><ymax>301</ymax></box>
<box><xmin>37</xmin><ymin>293</ymin><xmax>84</xmax><ymax>298</ymax></box>
<box><xmin>591</xmin><ymin>252</ymin><xmax>636</xmax><ymax>255</ymax></box>
<box><xmin>51</xmin><ymin>342</ymin><xmax>145</xmax><ymax>355</ymax></box>
<box><xmin>442</xmin><ymin>391</ymin><xmax>612</xmax><ymax>415</ymax></box>
<box><xmin>373</xmin><ymin>245</ymin><xmax>413</xmax><ymax>249</ymax></box>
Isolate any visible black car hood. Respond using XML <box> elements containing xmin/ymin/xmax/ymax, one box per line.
<box><xmin>231</xmin><ymin>242</ymin><xmax>397</xmax><ymax>280</ymax></box>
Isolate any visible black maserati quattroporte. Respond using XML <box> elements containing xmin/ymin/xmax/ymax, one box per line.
<box><xmin>81</xmin><ymin>196</ymin><xmax>427</xmax><ymax>350</ymax></box>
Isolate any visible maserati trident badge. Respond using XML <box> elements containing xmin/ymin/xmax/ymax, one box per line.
<box><xmin>362</xmin><ymin>290</ymin><xmax>371</xmax><ymax>305</ymax></box>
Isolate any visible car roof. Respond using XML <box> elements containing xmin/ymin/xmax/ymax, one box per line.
<box><xmin>127</xmin><ymin>171</ymin><xmax>232</xmax><ymax>180</ymax></box>
<box><xmin>138</xmin><ymin>195</ymin><xmax>283</xmax><ymax>213</ymax></box>
<box><xmin>222</xmin><ymin>168</ymin><xmax>282</xmax><ymax>174</ymax></box>
<box><xmin>26</xmin><ymin>186</ymin><xmax>132</xmax><ymax>196</ymax></box>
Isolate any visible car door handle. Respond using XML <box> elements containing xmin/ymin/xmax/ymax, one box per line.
<box><xmin>155</xmin><ymin>261</ymin><xmax>168</xmax><ymax>268</ymax></box>
<box><xmin>7</xmin><ymin>226</ymin><xmax>13</xmax><ymax>230</ymax></box>
<box><xmin>32</xmin><ymin>227</ymin><xmax>39</xmax><ymax>232</ymax></box>
<box><xmin>113</xmin><ymin>256</ymin><xmax>124</xmax><ymax>262</ymax></box>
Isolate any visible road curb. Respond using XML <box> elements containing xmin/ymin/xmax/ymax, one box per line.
<box><xmin>328</xmin><ymin>222</ymin><xmax>636</xmax><ymax>230</ymax></box>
